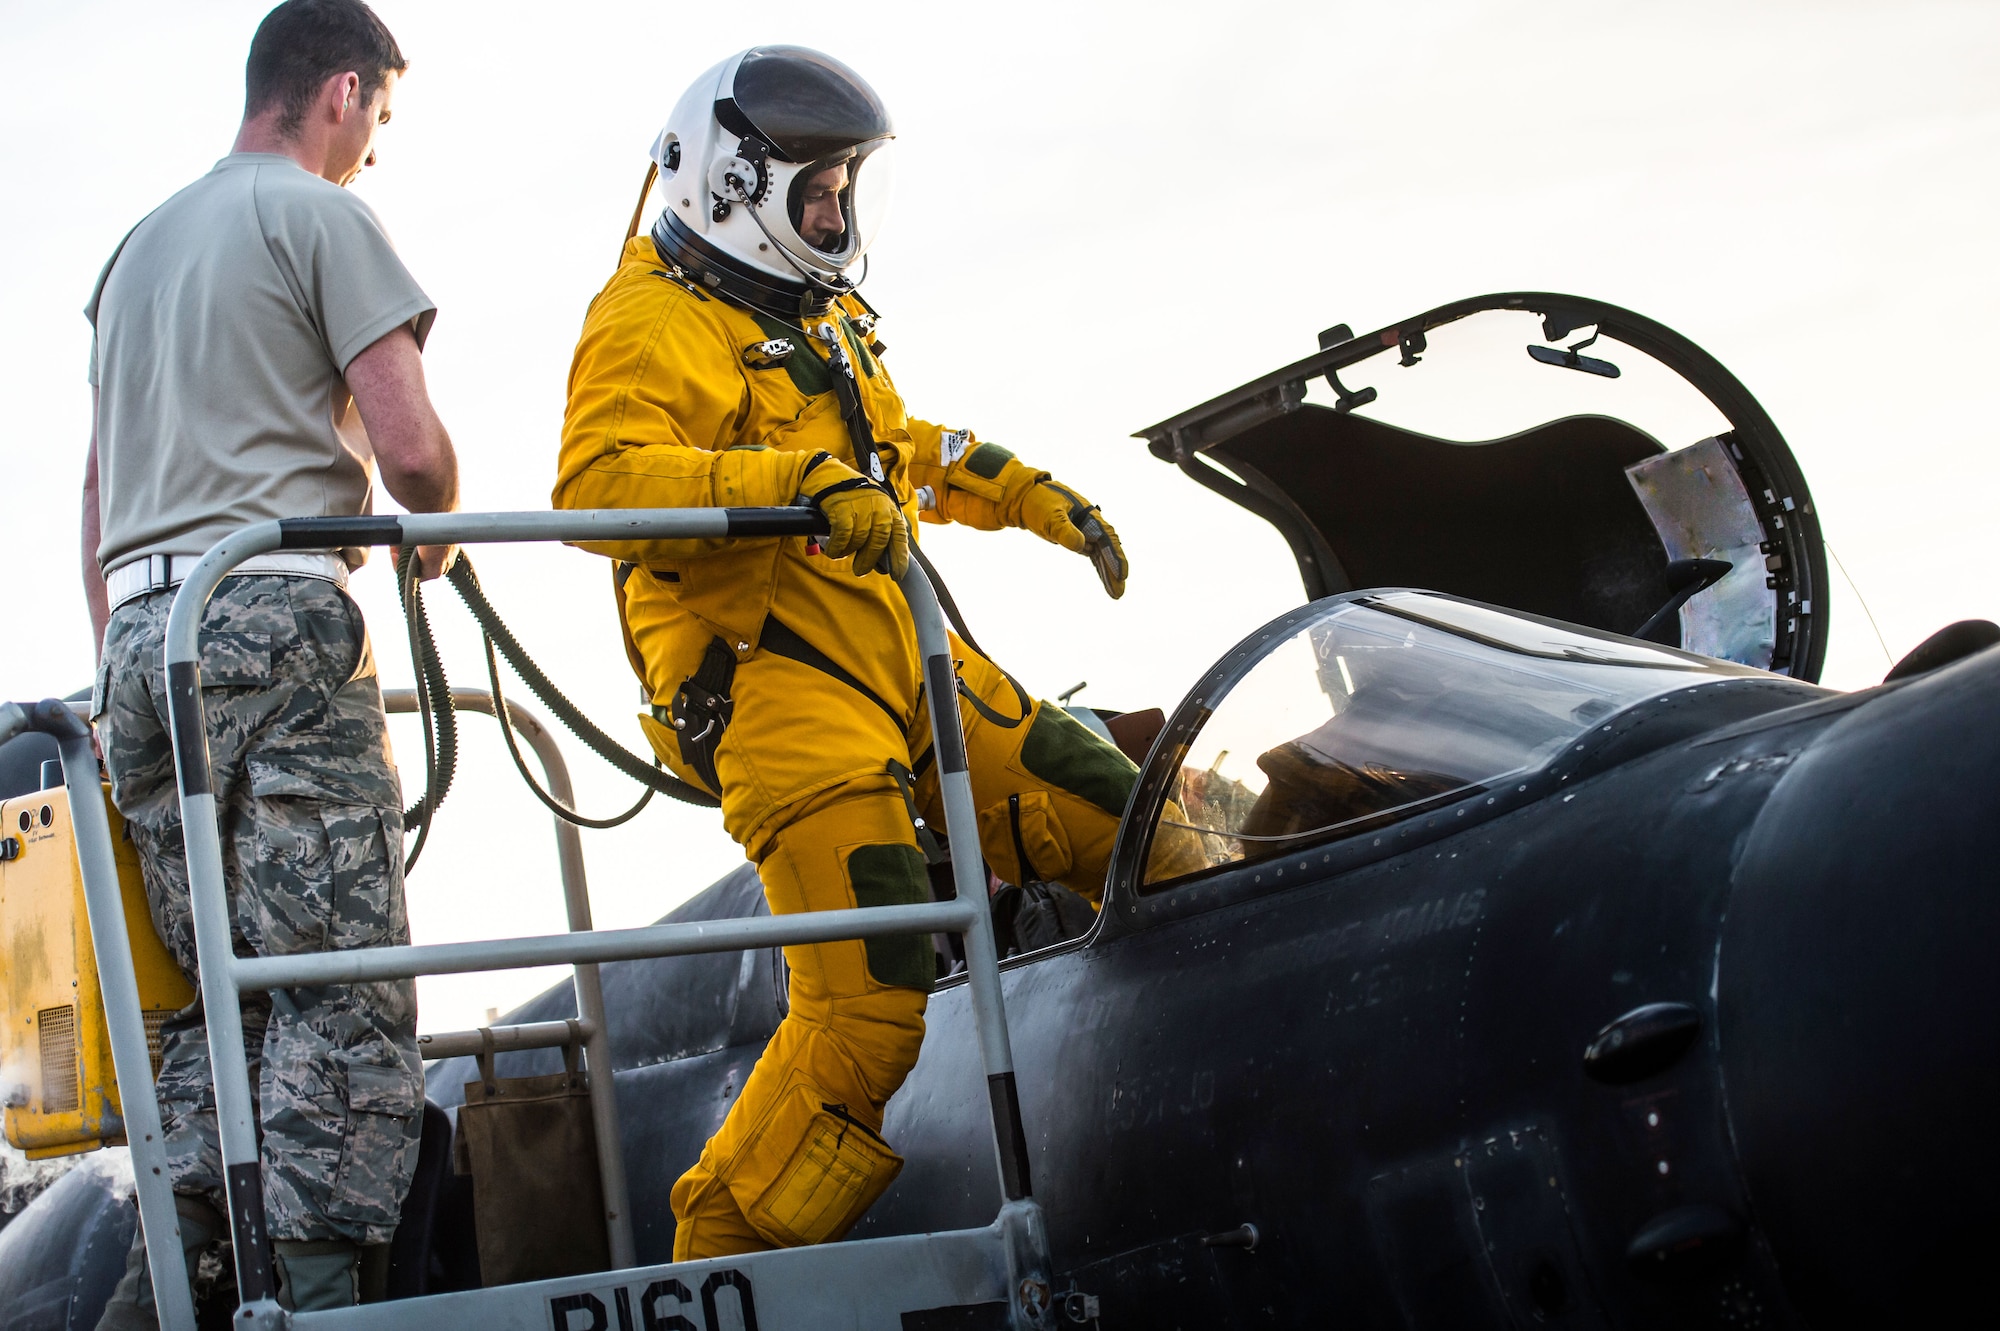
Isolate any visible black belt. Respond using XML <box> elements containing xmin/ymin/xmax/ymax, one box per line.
<box><xmin>661</xmin><ymin>614</ymin><xmax>1035</xmax><ymax>797</ymax></box>
<box><xmin>758</xmin><ymin>615</ymin><xmax>908</xmax><ymax>729</ymax></box>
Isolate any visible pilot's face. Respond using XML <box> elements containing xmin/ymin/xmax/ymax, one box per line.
<box><xmin>798</xmin><ymin>162</ymin><xmax>849</xmax><ymax>250</ymax></box>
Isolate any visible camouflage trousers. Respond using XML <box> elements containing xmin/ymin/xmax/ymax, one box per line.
<box><xmin>93</xmin><ymin>575</ymin><xmax>421</xmax><ymax>1245</ymax></box>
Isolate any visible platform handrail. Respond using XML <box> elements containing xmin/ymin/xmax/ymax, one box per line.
<box><xmin>382</xmin><ymin>686</ymin><xmax>634</xmax><ymax>1268</ymax></box>
<box><xmin>2</xmin><ymin>699</ymin><xmax>201</xmax><ymax>1331</ymax></box>
<box><xmin>138</xmin><ymin>508</ymin><xmax>1035</xmax><ymax>1330</ymax></box>
<box><xmin>232</xmin><ymin>897</ymin><xmax>980</xmax><ymax>986</ymax></box>
<box><xmin>415</xmin><ymin>1018</ymin><xmax>593</xmax><ymax>1062</ymax></box>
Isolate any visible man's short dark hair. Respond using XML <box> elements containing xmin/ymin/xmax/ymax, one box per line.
<box><xmin>244</xmin><ymin>0</ymin><xmax>406</xmax><ymax>135</ymax></box>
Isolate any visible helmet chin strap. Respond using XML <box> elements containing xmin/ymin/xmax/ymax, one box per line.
<box><xmin>728</xmin><ymin>178</ymin><xmax>863</xmax><ymax>314</ymax></box>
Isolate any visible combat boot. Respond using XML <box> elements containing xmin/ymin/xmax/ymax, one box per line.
<box><xmin>272</xmin><ymin>1239</ymin><xmax>359</xmax><ymax>1311</ymax></box>
<box><xmin>94</xmin><ymin>1194</ymin><xmax>223</xmax><ymax>1331</ymax></box>
<box><xmin>269</xmin><ymin>1239</ymin><xmax>395</xmax><ymax>1310</ymax></box>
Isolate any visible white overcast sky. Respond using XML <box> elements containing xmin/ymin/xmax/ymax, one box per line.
<box><xmin>5</xmin><ymin>0</ymin><xmax>1997</xmax><ymax>1029</ymax></box>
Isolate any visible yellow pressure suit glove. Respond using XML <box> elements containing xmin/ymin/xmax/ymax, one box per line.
<box><xmin>1016</xmin><ymin>478</ymin><xmax>1129</xmax><ymax>599</ymax></box>
<box><xmin>926</xmin><ymin>441</ymin><xmax>1130</xmax><ymax>599</ymax></box>
<box><xmin>799</xmin><ymin>451</ymin><xmax>910</xmax><ymax>578</ymax></box>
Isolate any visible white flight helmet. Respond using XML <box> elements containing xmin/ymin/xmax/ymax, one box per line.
<box><xmin>647</xmin><ymin>46</ymin><xmax>894</xmax><ymax>320</ymax></box>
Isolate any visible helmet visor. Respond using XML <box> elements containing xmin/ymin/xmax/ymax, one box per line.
<box><xmin>784</xmin><ymin>137</ymin><xmax>894</xmax><ymax>266</ymax></box>
<box><xmin>725</xmin><ymin>46</ymin><xmax>892</xmax><ymax>163</ymax></box>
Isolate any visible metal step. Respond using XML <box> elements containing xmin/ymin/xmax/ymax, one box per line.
<box><xmin>277</xmin><ymin>1202</ymin><xmax>1052</xmax><ymax>1331</ymax></box>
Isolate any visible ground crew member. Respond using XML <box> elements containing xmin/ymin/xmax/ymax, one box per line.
<box><xmin>556</xmin><ymin>45</ymin><xmax>1202</xmax><ymax>1259</ymax></box>
<box><xmin>80</xmin><ymin>1</ymin><xmax>459</xmax><ymax>1319</ymax></box>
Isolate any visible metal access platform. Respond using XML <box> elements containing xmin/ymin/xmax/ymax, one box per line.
<box><xmin>0</xmin><ymin>506</ymin><xmax>1053</xmax><ymax>1331</ymax></box>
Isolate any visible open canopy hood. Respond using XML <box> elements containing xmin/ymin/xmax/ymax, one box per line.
<box><xmin>1135</xmin><ymin>294</ymin><xmax>1828</xmax><ymax>681</ymax></box>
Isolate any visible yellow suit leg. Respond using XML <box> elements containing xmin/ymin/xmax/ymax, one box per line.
<box><xmin>913</xmin><ymin>636</ymin><xmax>1208</xmax><ymax>896</ymax></box>
<box><xmin>671</xmin><ymin>779</ymin><xmax>933</xmax><ymax>1260</ymax></box>
<box><xmin>653</xmin><ymin>583</ymin><xmax>1197</xmax><ymax>1261</ymax></box>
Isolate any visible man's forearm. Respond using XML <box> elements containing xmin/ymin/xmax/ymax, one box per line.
<box><xmin>347</xmin><ymin>325</ymin><xmax>461</xmax><ymax>516</ymax></box>
<box><xmin>379</xmin><ymin>434</ymin><xmax>459</xmax><ymax>514</ymax></box>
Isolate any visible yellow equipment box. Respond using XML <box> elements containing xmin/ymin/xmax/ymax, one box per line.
<box><xmin>1</xmin><ymin>781</ymin><xmax>194</xmax><ymax>1159</ymax></box>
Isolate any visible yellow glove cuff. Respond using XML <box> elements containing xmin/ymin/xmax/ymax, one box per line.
<box><xmin>795</xmin><ymin>450</ymin><xmax>865</xmax><ymax>501</ymax></box>
<box><xmin>710</xmin><ymin>444</ymin><xmax>814</xmax><ymax>509</ymax></box>
<box><xmin>942</xmin><ymin>443</ymin><xmax>1049</xmax><ymax>523</ymax></box>
<box><xmin>797</xmin><ymin>451</ymin><xmax>911</xmax><ymax>578</ymax></box>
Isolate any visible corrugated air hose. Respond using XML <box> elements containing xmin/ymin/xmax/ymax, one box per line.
<box><xmin>396</xmin><ymin>546</ymin><xmax>458</xmax><ymax>872</ymax></box>
<box><xmin>394</xmin><ymin>549</ymin><xmax>722</xmax><ymax>868</ymax></box>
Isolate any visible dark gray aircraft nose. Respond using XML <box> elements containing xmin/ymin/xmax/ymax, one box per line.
<box><xmin>1719</xmin><ymin>644</ymin><xmax>2000</xmax><ymax>1326</ymax></box>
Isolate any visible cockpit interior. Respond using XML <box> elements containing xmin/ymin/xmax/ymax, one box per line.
<box><xmin>1134</xmin><ymin>592</ymin><xmax>1769</xmax><ymax>891</ymax></box>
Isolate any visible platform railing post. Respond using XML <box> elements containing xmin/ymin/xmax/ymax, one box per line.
<box><xmin>386</xmin><ymin>687</ymin><xmax>636</xmax><ymax>1269</ymax></box>
<box><xmin>26</xmin><ymin>703</ymin><xmax>200</xmax><ymax>1331</ymax></box>
<box><xmin>162</xmin><ymin>523</ymin><xmax>289</xmax><ymax>1312</ymax></box>
<box><xmin>514</xmin><ymin>708</ymin><xmax>637</xmax><ymax>1271</ymax></box>
<box><xmin>897</xmin><ymin>563</ymin><xmax>1035</xmax><ymax>1205</ymax></box>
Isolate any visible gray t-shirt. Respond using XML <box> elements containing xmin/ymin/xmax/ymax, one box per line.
<box><xmin>87</xmin><ymin>153</ymin><xmax>436</xmax><ymax>572</ymax></box>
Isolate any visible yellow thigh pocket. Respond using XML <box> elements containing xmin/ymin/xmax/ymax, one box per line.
<box><xmin>978</xmin><ymin>789</ymin><xmax>1074</xmax><ymax>887</ymax></box>
<box><xmin>742</xmin><ymin>1084</ymin><xmax>903</xmax><ymax>1246</ymax></box>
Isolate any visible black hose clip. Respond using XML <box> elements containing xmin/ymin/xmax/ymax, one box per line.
<box><xmin>668</xmin><ymin>638</ymin><xmax>739</xmax><ymax>792</ymax></box>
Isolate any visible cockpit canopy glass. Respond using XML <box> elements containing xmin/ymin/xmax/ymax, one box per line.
<box><xmin>1142</xmin><ymin>592</ymin><xmax>1769</xmax><ymax>890</ymax></box>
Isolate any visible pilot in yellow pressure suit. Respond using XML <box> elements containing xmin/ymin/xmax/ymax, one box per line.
<box><xmin>555</xmin><ymin>45</ymin><xmax>1197</xmax><ymax>1259</ymax></box>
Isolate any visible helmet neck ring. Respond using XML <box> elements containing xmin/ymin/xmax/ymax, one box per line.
<box><xmin>652</xmin><ymin>211</ymin><xmax>851</xmax><ymax>322</ymax></box>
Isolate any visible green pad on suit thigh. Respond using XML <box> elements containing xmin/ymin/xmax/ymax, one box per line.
<box><xmin>847</xmin><ymin>843</ymin><xmax>936</xmax><ymax>992</ymax></box>
<box><xmin>1020</xmin><ymin>703</ymin><xmax>1140</xmax><ymax>816</ymax></box>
